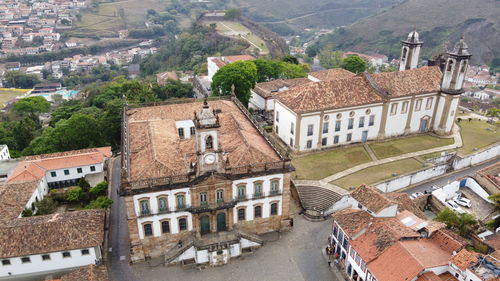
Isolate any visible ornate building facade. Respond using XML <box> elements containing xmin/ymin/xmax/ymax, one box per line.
<box><xmin>121</xmin><ymin>97</ymin><xmax>293</xmax><ymax>265</ymax></box>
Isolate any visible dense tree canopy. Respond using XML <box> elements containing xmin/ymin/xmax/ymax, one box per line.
<box><xmin>211</xmin><ymin>61</ymin><xmax>257</xmax><ymax>107</ymax></box>
<box><xmin>13</xmin><ymin>96</ymin><xmax>50</xmax><ymax>118</ymax></box>
<box><xmin>435</xmin><ymin>208</ymin><xmax>478</xmax><ymax>237</ymax></box>
<box><xmin>342</xmin><ymin>55</ymin><xmax>367</xmax><ymax>73</ymax></box>
<box><xmin>4</xmin><ymin>71</ymin><xmax>41</xmax><ymax>88</ymax></box>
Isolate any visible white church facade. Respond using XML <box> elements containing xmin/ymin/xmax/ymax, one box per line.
<box><xmin>272</xmin><ymin>31</ymin><xmax>471</xmax><ymax>151</ymax></box>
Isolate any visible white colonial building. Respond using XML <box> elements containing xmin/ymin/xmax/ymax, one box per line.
<box><xmin>207</xmin><ymin>55</ymin><xmax>255</xmax><ymax>81</ymax></box>
<box><xmin>0</xmin><ymin>145</ymin><xmax>10</xmax><ymax>161</ymax></box>
<box><xmin>7</xmin><ymin>147</ymin><xmax>111</xmax><ymax>189</ymax></box>
<box><xmin>0</xmin><ymin>210</ymin><xmax>105</xmax><ymax>280</ymax></box>
<box><xmin>121</xmin><ymin>97</ymin><xmax>293</xmax><ymax>265</ymax></box>
<box><xmin>272</xmin><ymin>32</ymin><xmax>471</xmax><ymax>151</ymax></box>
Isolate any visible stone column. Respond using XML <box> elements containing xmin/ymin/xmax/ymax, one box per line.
<box><xmin>377</xmin><ymin>101</ymin><xmax>390</xmax><ymax>139</ymax></box>
<box><xmin>404</xmin><ymin>96</ymin><xmax>416</xmax><ymax>133</ymax></box>
<box><xmin>294</xmin><ymin>114</ymin><xmax>302</xmax><ymax>150</ymax></box>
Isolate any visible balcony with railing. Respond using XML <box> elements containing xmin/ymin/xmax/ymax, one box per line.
<box><xmin>137</xmin><ymin>204</ymin><xmax>192</xmax><ymax>217</ymax></box>
<box><xmin>188</xmin><ymin>200</ymin><xmax>237</xmax><ymax>214</ymax></box>
<box><xmin>253</xmin><ymin>192</ymin><xmax>265</xmax><ymax>199</ymax></box>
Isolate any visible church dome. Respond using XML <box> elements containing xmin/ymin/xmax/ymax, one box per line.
<box><xmin>407</xmin><ymin>30</ymin><xmax>420</xmax><ymax>42</ymax></box>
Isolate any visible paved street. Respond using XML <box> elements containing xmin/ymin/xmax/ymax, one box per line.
<box><xmin>403</xmin><ymin>157</ymin><xmax>499</xmax><ymax>195</ymax></box>
<box><xmin>107</xmin><ymin>157</ymin><xmax>341</xmax><ymax>281</ymax></box>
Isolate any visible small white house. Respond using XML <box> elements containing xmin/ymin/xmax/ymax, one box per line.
<box><xmin>0</xmin><ymin>210</ymin><xmax>105</xmax><ymax>280</ymax></box>
<box><xmin>0</xmin><ymin>145</ymin><xmax>10</xmax><ymax>161</ymax></box>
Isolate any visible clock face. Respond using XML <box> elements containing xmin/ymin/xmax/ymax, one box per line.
<box><xmin>204</xmin><ymin>154</ymin><xmax>216</xmax><ymax>164</ymax></box>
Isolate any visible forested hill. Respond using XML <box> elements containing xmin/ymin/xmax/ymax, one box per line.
<box><xmin>233</xmin><ymin>0</ymin><xmax>404</xmax><ymax>35</ymax></box>
<box><xmin>315</xmin><ymin>0</ymin><xmax>500</xmax><ymax>64</ymax></box>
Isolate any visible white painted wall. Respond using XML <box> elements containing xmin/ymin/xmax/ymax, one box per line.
<box><xmin>249</xmin><ymin>90</ymin><xmax>266</xmax><ymax>110</ymax></box>
<box><xmin>299</xmin><ymin>114</ymin><xmax>321</xmax><ymax>150</ymax></box>
<box><xmin>453</xmin><ymin>143</ymin><xmax>500</xmax><ymax>170</ymax></box>
<box><xmin>433</xmin><ymin>95</ymin><xmax>446</xmax><ymax>130</ymax></box>
<box><xmin>444</xmin><ymin>97</ymin><xmax>459</xmax><ymax>133</ymax></box>
<box><xmin>241</xmin><ymin>238</ymin><xmax>260</xmax><ymax>248</ymax></box>
<box><xmin>0</xmin><ymin>146</ymin><xmax>10</xmax><ymax>160</ymax></box>
<box><xmin>409</xmin><ymin>96</ymin><xmax>437</xmax><ymax>133</ymax></box>
<box><xmin>375</xmin><ymin>165</ymin><xmax>447</xmax><ymax>193</ymax></box>
<box><xmin>375</xmin><ymin>205</ymin><xmax>398</xmax><ymax>218</ymax></box>
<box><xmin>207</xmin><ymin>57</ymin><xmax>219</xmax><ymax>81</ymax></box>
<box><xmin>274</xmin><ymin>101</ymin><xmax>297</xmax><ymax>147</ymax></box>
<box><xmin>230</xmin><ymin>244</ymin><xmax>241</xmax><ymax>257</ymax></box>
<box><xmin>133</xmin><ymin>188</ymin><xmax>193</xmax><ymax>239</ymax></box>
<box><xmin>0</xmin><ymin>247</ymin><xmax>100</xmax><ymax>279</ymax></box>
<box><xmin>23</xmin><ymin>179</ymin><xmax>49</xmax><ymax>216</ymax></box>
<box><xmin>45</xmin><ymin>163</ymin><xmax>103</xmax><ymax>184</ymax></box>
<box><xmin>175</xmin><ymin>120</ymin><xmax>196</xmax><ymax>139</ymax></box>
<box><xmin>232</xmin><ymin>174</ymin><xmax>283</xmax><ymax>224</ymax></box>
<box><xmin>172</xmin><ymin>246</ymin><xmax>196</xmax><ymax>263</ymax></box>
<box><xmin>196</xmin><ymin>249</ymin><xmax>209</xmax><ymax>264</ymax></box>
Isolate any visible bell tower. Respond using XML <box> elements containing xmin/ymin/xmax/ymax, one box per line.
<box><xmin>399</xmin><ymin>28</ymin><xmax>423</xmax><ymax>71</ymax></box>
<box><xmin>194</xmin><ymin>100</ymin><xmax>221</xmax><ymax>173</ymax></box>
<box><xmin>441</xmin><ymin>36</ymin><xmax>471</xmax><ymax>92</ymax></box>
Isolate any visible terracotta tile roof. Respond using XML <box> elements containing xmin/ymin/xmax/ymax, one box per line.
<box><xmin>253</xmin><ymin>78</ymin><xmax>311</xmax><ymax>98</ymax></box>
<box><xmin>371</xmin><ymin>66</ymin><xmax>442</xmax><ymax>97</ymax></box>
<box><xmin>396</xmin><ymin>210</ymin><xmax>427</xmax><ymax>231</ymax></box>
<box><xmin>370</xmin><ymin>238</ymin><xmax>456</xmax><ymax>281</ymax></box>
<box><xmin>211</xmin><ymin>57</ymin><xmax>225</xmax><ymax>68</ymax></box>
<box><xmin>484</xmin><ymin>233</ymin><xmax>500</xmax><ymax>251</ymax></box>
<box><xmin>224</xmin><ymin>55</ymin><xmax>255</xmax><ymax>63</ymax></box>
<box><xmin>275</xmin><ymin>75</ymin><xmax>383</xmax><ymax>113</ymax></box>
<box><xmin>429</xmin><ymin>228</ymin><xmax>466</xmax><ymax>253</ymax></box>
<box><xmin>386</xmin><ymin>192</ymin><xmax>427</xmax><ymax>219</ymax></box>
<box><xmin>0</xmin><ymin>181</ymin><xmax>40</xmax><ymax>221</ymax></box>
<box><xmin>351</xmin><ymin>185</ymin><xmax>394</xmax><ymax>214</ymax></box>
<box><xmin>308</xmin><ymin>68</ymin><xmax>355</xmax><ymax>81</ymax></box>
<box><xmin>8</xmin><ymin>147</ymin><xmax>111</xmax><ymax>183</ymax></box>
<box><xmin>350</xmin><ymin>217</ymin><xmax>420</xmax><ymax>262</ymax></box>
<box><xmin>125</xmin><ymin>100</ymin><xmax>281</xmax><ymax>183</ymax></box>
<box><xmin>60</xmin><ymin>264</ymin><xmax>109</xmax><ymax>281</ymax></box>
<box><xmin>0</xmin><ymin>209</ymin><xmax>105</xmax><ymax>258</ymax></box>
<box><xmin>331</xmin><ymin>208</ymin><xmax>373</xmax><ymax>238</ymax></box>
<box><xmin>450</xmin><ymin>249</ymin><xmax>480</xmax><ymax>271</ymax></box>
<box><xmin>416</xmin><ymin>271</ymin><xmax>446</xmax><ymax>281</ymax></box>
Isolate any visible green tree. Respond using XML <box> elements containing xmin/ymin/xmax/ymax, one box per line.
<box><xmin>488</xmin><ymin>193</ymin><xmax>500</xmax><ymax>211</ymax></box>
<box><xmin>4</xmin><ymin>71</ymin><xmax>41</xmax><ymax>88</ymax></box>
<box><xmin>78</xmin><ymin>178</ymin><xmax>91</xmax><ymax>191</ymax></box>
<box><xmin>86</xmin><ymin>196</ymin><xmax>113</xmax><ymax>209</ymax></box>
<box><xmin>65</xmin><ymin>187</ymin><xmax>84</xmax><ymax>202</ymax></box>
<box><xmin>342</xmin><ymin>55</ymin><xmax>367</xmax><ymax>73</ymax></box>
<box><xmin>89</xmin><ymin>181</ymin><xmax>108</xmax><ymax>196</ymax></box>
<box><xmin>282</xmin><ymin>55</ymin><xmax>299</xmax><ymax>65</ymax></box>
<box><xmin>306</xmin><ymin>44</ymin><xmax>320</xmax><ymax>58</ymax></box>
<box><xmin>211</xmin><ymin>61</ymin><xmax>257</xmax><ymax>107</ymax></box>
<box><xmin>34</xmin><ymin>197</ymin><xmax>58</xmax><ymax>215</ymax></box>
<box><xmin>435</xmin><ymin>208</ymin><xmax>478</xmax><ymax>237</ymax></box>
<box><xmin>224</xmin><ymin>8</ymin><xmax>241</xmax><ymax>20</ymax></box>
<box><xmin>22</xmin><ymin>208</ymin><xmax>33</xmax><ymax>217</ymax></box>
<box><xmin>319</xmin><ymin>50</ymin><xmax>344</xmax><ymax>69</ymax></box>
<box><xmin>13</xmin><ymin>96</ymin><xmax>50</xmax><ymax>121</ymax></box>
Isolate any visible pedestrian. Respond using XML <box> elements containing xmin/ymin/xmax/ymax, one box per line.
<box><xmin>328</xmin><ymin>261</ymin><xmax>331</xmax><ymax>267</ymax></box>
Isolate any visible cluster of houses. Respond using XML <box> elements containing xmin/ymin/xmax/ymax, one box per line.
<box><xmin>0</xmin><ymin>146</ymin><xmax>112</xmax><ymax>280</ymax></box>
<box><xmin>0</xmin><ymin>0</ymin><xmax>86</xmax><ymax>57</ymax></box>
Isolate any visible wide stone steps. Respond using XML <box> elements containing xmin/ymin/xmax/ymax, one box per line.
<box><xmin>295</xmin><ymin>184</ymin><xmax>344</xmax><ymax>214</ymax></box>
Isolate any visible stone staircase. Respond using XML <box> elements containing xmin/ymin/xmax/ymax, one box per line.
<box><xmin>293</xmin><ymin>180</ymin><xmax>347</xmax><ymax>219</ymax></box>
<box><xmin>164</xmin><ymin>235</ymin><xmax>196</xmax><ymax>264</ymax></box>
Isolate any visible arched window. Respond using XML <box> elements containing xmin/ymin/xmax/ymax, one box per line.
<box><xmin>270</xmin><ymin>203</ymin><xmax>278</xmax><ymax>216</ymax></box>
<box><xmin>237</xmin><ymin>185</ymin><xmax>246</xmax><ymax>199</ymax></box>
<box><xmin>206</xmin><ymin>135</ymin><xmax>213</xmax><ymax>149</ymax></box>
<box><xmin>238</xmin><ymin>208</ymin><xmax>246</xmax><ymax>221</ymax></box>
<box><xmin>143</xmin><ymin>223</ymin><xmax>153</xmax><ymax>236</ymax></box>
<box><xmin>176</xmin><ymin>195</ymin><xmax>185</xmax><ymax>210</ymax></box>
<box><xmin>270</xmin><ymin>180</ymin><xmax>279</xmax><ymax>195</ymax></box>
<box><xmin>158</xmin><ymin>197</ymin><xmax>168</xmax><ymax>212</ymax></box>
<box><xmin>161</xmin><ymin>220</ymin><xmax>170</xmax><ymax>233</ymax></box>
<box><xmin>447</xmin><ymin>60</ymin><xmax>454</xmax><ymax>72</ymax></box>
<box><xmin>216</xmin><ymin>189</ymin><xmax>224</xmax><ymax>203</ymax></box>
<box><xmin>254</xmin><ymin>205</ymin><xmax>262</xmax><ymax>218</ymax></box>
<box><xmin>178</xmin><ymin>218</ymin><xmax>187</xmax><ymax>231</ymax></box>
<box><xmin>402</xmin><ymin>48</ymin><xmax>407</xmax><ymax>60</ymax></box>
<box><xmin>139</xmin><ymin>199</ymin><xmax>150</xmax><ymax>215</ymax></box>
<box><xmin>254</xmin><ymin>182</ymin><xmax>263</xmax><ymax>197</ymax></box>
<box><xmin>460</xmin><ymin>62</ymin><xmax>467</xmax><ymax>73</ymax></box>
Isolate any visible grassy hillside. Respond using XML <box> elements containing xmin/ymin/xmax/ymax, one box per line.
<box><xmin>316</xmin><ymin>0</ymin><xmax>500</xmax><ymax>64</ymax></box>
<box><xmin>232</xmin><ymin>0</ymin><xmax>404</xmax><ymax>34</ymax></box>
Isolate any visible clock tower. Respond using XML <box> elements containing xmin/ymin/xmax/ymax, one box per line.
<box><xmin>194</xmin><ymin>100</ymin><xmax>222</xmax><ymax>174</ymax></box>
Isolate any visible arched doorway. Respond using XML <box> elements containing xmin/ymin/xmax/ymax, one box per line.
<box><xmin>216</xmin><ymin>212</ymin><xmax>226</xmax><ymax>232</ymax></box>
<box><xmin>420</xmin><ymin>116</ymin><xmax>430</xmax><ymax>133</ymax></box>
<box><xmin>200</xmin><ymin>215</ymin><xmax>210</xmax><ymax>235</ymax></box>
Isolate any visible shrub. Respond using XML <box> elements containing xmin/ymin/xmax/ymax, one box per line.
<box><xmin>22</xmin><ymin>208</ymin><xmax>33</xmax><ymax>217</ymax></box>
<box><xmin>86</xmin><ymin>196</ymin><xmax>113</xmax><ymax>209</ymax></box>
<box><xmin>34</xmin><ymin>197</ymin><xmax>58</xmax><ymax>215</ymax></box>
<box><xmin>65</xmin><ymin>186</ymin><xmax>84</xmax><ymax>202</ymax></box>
<box><xmin>89</xmin><ymin>181</ymin><xmax>108</xmax><ymax>196</ymax></box>
<box><xmin>78</xmin><ymin>178</ymin><xmax>91</xmax><ymax>191</ymax></box>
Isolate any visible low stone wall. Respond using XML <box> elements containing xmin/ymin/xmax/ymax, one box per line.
<box><xmin>474</xmin><ymin>162</ymin><xmax>500</xmax><ymax>195</ymax></box>
<box><xmin>375</xmin><ymin>143</ymin><xmax>500</xmax><ymax>193</ymax></box>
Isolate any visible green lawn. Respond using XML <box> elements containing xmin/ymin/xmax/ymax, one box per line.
<box><xmin>331</xmin><ymin>158</ymin><xmax>424</xmax><ymax>190</ymax></box>
<box><xmin>205</xmin><ymin>21</ymin><xmax>269</xmax><ymax>54</ymax></box>
<box><xmin>292</xmin><ymin>145</ymin><xmax>371</xmax><ymax>180</ymax></box>
<box><xmin>457</xmin><ymin>120</ymin><xmax>500</xmax><ymax>155</ymax></box>
<box><xmin>0</xmin><ymin>89</ymin><xmax>28</xmax><ymax>106</ymax></box>
<box><xmin>369</xmin><ymin>135</ymin><xmax>454</xmax><ymax>159</ymax></box>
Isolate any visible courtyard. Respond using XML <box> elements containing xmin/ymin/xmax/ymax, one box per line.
<box><xmin>457</xmin><ymin>120</ymin><xmax>500</xmax><ymax>155</ymax></box>
<box><xmin>131</xmin><ymin>202</ymin><xmax>340</xmax><ymax>281</ymax></box>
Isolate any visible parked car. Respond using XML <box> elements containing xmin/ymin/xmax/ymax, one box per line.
<box><xmin>410</xmin><ymin>192</ymin><xmax>425</xmax><ymax>199</ymax></box>
<box><xmin>454</xmin><ymin>196</ymin><xmax>472</xmax><ymax>208</ymax></box>
<box><xmin>445</xmin><ymin>200</ymin><xmax>466</xmax><ymax>214</ymax></box>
